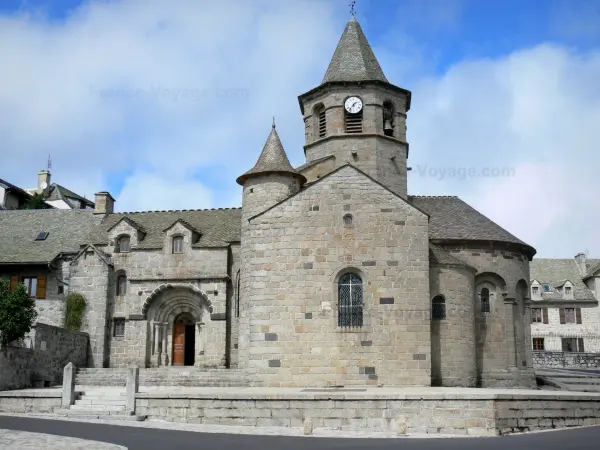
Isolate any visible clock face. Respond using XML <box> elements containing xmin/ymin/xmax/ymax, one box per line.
<box><xmin>344</xmin><ymin>96</ymin><xmax>363</xmax><ymax>114</ymax></box>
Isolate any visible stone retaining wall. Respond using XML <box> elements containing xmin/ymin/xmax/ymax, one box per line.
<box><xmin>0</xmin><ymin>323</ymin><xmax>88</xmax><ymax>390</ymax></box>
<box><xmin>134</xmin><ymin>389</ymin><xmax>600</xmax><ymax>436</ymax></box>
<box><xmin>0</xmin><ymin>390</ymin><xmax>62</xmax><ymax>413</ymax></box>
<box><xmin>533</xmin><ymin>351</ymin><xmax>600</xmax><ymax>368</ymax></box>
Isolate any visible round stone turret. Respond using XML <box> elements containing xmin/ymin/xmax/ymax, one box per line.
<box><xmin>237</xmin><ymin>122</ymin><xmax>306</xmax><ymax>222</ymax></box>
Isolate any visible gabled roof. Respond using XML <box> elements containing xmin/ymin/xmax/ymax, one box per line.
<box><xmin>89</xmin><ymin>208</ymin><xmax>241</xmax><ymax>249</ymax></box>
<box><xmin>163</xmin><ymin>218</ymin><xmax>201</xmax><ymax>235</ymax></box>
<box><xmin>531</xmin><ymin>259</ymin><xmax>597</xmax><ymax>302</ymax></box>
<box><xmin>322</xmin><ymin>17</ymin><xmax>388</xmax><ymax>84</ymax></box>
<box><xmin>0</xmin><ymin>209</ymin><xmax>102</xmax><ymax>264</ymax></box>
<box><xmin>584</xmin><ymin>259</ymin><xmax>600</xmax><ymax>280</ymax></box>
<box><xmin>409</xmin><ymin>195</ymin><xmax>536</xmax><ymax>258</ymax></box>
<box><xmin>107</xmin><ymin>216</ymin><xmax>147</xmax><ymax>234</ymax></box>
<box><xmin>71</xmin><ymin>244</ymin><xmax>112</xmax><ymax>267</ymax></box>
<box><xmin>429</xmin><ymin>244</ymin><xmax>476</xmax><ymax>271</ymax></box>
<box><xmin>46</xmin><ymin>184</ymin><xmax>94</xmax><ymax>208</ymax></box>
<box><xmin>237</xmin><ymin>124</ymin><xmax>306</xmax><ymax>185</ymax></box>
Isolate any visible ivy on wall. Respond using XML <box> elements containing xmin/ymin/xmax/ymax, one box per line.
<box><xmin>64</xmin><ymin>293</ymin><xmax>86</xmax><ymax>331</ymax></box>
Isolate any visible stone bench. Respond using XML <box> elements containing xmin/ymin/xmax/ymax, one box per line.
<box><xmin>32</xmin><ymin>374</ymin><xmax>54</xmax><ymax>388</ymax></box>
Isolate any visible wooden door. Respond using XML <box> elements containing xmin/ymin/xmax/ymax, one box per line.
<box><xmin>173</xmin><ymin>323</ymin><xmax>186</xmax><ymax>366</ymax></box>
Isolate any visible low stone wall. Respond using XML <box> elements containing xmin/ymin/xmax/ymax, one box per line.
<box><xmin>533</xmin><ymin>351</ymin><xmax>600</xmax><ymax>368</ymax></box>
<box><xmin>0</xmin><ymin>323</ymin><xmax>88</xmax><ymax>391</ymax></box>
<box><xmin>0</xmin><ymin>389</ymin><xmax>62</xmax><ymax>413</ymax></box>
<box><xmin>135</xmin><ymin>388</ymin><xmax>600</xmax><ymax>436</ymax></box>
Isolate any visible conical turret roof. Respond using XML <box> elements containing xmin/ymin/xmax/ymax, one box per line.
<box><xmin>236</xmin><ymin>122</ymin><xmax>306</xmax><ymax>185</ymax></box>
<box><xmin>322</xmin><ymin>17</ymin><xmax>388</xmax><ymax>84</ymax></box>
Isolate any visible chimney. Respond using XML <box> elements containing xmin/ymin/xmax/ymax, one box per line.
<box><xmin>94</xmin><ymin>192</ymin><xmax>115</xmax><ymax>214</ymax></box>
<box><xmin>574</xmin><ymin>252</ymin><xmax>587</xmax><ymax>275</ymax></box>
<box><xmin>37</xmin><ymin>170</ymin><xmax>51</xmax><ymax>196</ymax></box>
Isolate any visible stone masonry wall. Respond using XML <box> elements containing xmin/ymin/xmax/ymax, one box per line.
<box><xmin>0</xmin><ymin>347</ymin><xmax>34</xmax><ymax>391</ymax></box>
<box><xmin>533</xmin><ymin>351</ymin><xmax>600</xmax><ymax>368</ymax></box>
<box><xmin>437</xmin><ymin>243</ymin><xmax>536</xmax><ymax>388</ymax></box>
<box><xmin>429</xmin><ymin>265</ymin><xmax>476</xmax><ymax>387</ymax></box>
<box><xmin>531</xmin><ymin>305</ymin><xmax>600</xmax><ymax>352</ymax></box>
<box><xmin>69</xmin><ymin>249</ymin><xmax>112</xmax><ymax>368</ymax></box>
<box><xmin>239</xmin><ymin>166</ymin><xmax>430</xmax><ymax>387</ymax></box>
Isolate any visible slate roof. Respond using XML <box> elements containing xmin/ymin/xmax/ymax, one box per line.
<box><xmin>46</xmin><ymin>184</ymin><xmax>95</xmax><ymax>208</ymax></box>
<box><xmin>429</xmin><ymin>244</ymin><xmax>475</xmax><ymax>270</ymax></box>
<box><xmin>409</xmin><ymin>196</ymin><xmax>536</xmax><ymax>257</ymax></box>
<box><xmin>531</xmin><ymin>259</ymin><xmax>597</xmax><ymax>302</ymax></box>
<box><xmin>584</xmin><ymin>260</ymin><xmax>600</xmax><ymax>279</ymax></box>
<box><xmin>0</xmin><ymin>209</ymin><xmax>102</xmax><ymax>264</ymax></box>
<box><xmin>89</xmin><ymin>208</ymin><xmax>242</xmax><ymax>249</ymax></box>
<box><xmin>322</xmin><ymin>17</ymin><xmax>388</xmax><ymax>84</ymax></box>
<box><xmin>237</xmin><ymin>124</ymin><xmax>306</xmax><ymax>185</ymax></box>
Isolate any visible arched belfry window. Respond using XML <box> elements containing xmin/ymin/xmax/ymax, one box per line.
<box><xmin>116</xmin><ymin>273</ymin><xmax>127</xmax><ymax>296</ymax></box>
<box><xmin>480</xmin><ymin>287</ymin><xmax>491</xmax><ymax>313</ymax></box>
<box><xmin>432</xmin><ymin>295</ymin><xmax>446</xmax><ymax>320</ymax></box>
<box><xmin>338</xmin><ymin>273</ymin><xmax>363</xmax><ymax>328</ymax></box>
<box><xmin>345</xmin><ymin>109</ymin><xmax>363</xmax><ymax>134</ymax></box>
<box><xmin>314</xmin><ymin>103</ymin><xmax>326</xmax><ymax>138</ymax></box>
<box><xmin>383</xmin><ymin>101</ymin><xmax>395</xmax><ymax>137</ymax></box>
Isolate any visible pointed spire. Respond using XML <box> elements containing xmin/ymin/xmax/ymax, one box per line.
<box><xmin>322</xmin><ymin>18</ymin><xmax>388</xmax><ymax>84</ymax></box>
<box><xmin>236</xmin><ymin>123</ymin><xmax>306</xmax><ymax>185</ymax></box>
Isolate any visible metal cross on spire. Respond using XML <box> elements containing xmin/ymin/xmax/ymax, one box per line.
<box><xmin>272</xmin><ymin>116</ymin><xmax>276</xmax><ymax>129</ymax></box>
<box><xmin>350</xmin><ymin>0</ymin><xmax>356</xmax><ymax>17</ymax></box>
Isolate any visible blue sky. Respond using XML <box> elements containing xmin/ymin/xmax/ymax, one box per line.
<box><xmin>1</xmin><ymin>0</ymin><xmax>599</xmax><ymax>258</ymax></box>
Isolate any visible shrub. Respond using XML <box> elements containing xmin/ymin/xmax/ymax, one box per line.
<box><xmin>0</xmin><ymin>279</ymin><xmax>37</xmax><ymax>348</ymax></box>
<box><xmin>64</xmin><ymin>292</ymin><xmax>86</xmax><ymax>331</ymax></box>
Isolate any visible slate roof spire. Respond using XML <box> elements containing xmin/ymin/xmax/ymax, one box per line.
<box><xmin>236</xmin><ymin>121</ymin><xmax>306</xmax><ymax>185</ymax></box>
<box><xmin>322</xmin><ymin>16</ymin><xmax>388</xmax><ymax>84</ymax></box>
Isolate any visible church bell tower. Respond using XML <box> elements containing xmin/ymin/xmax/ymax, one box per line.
<box><xmin>298</xmin><ymin>17</ymin><xmax>411</xmax><ymax>199</ymax></box>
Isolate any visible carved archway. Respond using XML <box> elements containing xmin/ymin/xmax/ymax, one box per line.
<box><xmin>141</xmin><ymin>283</ymin><xmax>212</xmax><ymax>319</ymax></box>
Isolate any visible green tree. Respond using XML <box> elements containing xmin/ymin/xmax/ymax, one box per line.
<box><xmin>0</xmin><ymin>279</ymin><xmax>38</xmax><ymax>348</ymax></box>
<box><xmin>22</xmin><ymin>193</ymin><xmax>49</xmax><ymax>210</ymax></box>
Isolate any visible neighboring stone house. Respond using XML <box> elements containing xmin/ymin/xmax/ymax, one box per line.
<box><xmin>25</xmin><ymin>170</ymin><xmax>95</xmax><ymax>210</ymax></box>
<box><xmin>0</xmin><ymin>177</ymin><xmax>31</xmax><ymax>210</ymax></box>
<box><xmin>0</xmin><ymin>17</ymin><xmax>539</xmax><ymax>389</ymax></box>
<box><xmin>530</xmin><ymin>254</ymin><xmax>600</xmax><ymax>353</ymax></box>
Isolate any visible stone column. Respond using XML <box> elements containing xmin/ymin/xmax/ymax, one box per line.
<box><xmin>126</xmin><ymin>365</ymin><xmax>139</xmax><ymax>414</ymax></box>
<box><xmin>504</xmin><ymin>297</ymin><xmax>517</xmax><ymax>369</ymax></box>
<box><xmin>153</xmin><ymin>322</ymin><xmax>161</xmax><ymax>367</ymax></box>
<box><xmin>161</xmin><ymin>323</ymin><xmax>168</xmax><ymax>366</ymax></box>
<box><xmin>195</xmin><ymin>321</ymin><xmax>205</xmax><ymax>367</ymax></box>
<box><xmin>61</xmin><ymin>362</ymin><xmax>76</xmax><ymax>408</ymax></box>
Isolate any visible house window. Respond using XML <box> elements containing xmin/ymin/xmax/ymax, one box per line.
<box><xmin>431</xmin><ymin>295</ymin><xmax>446</xmax><ymax>320</ymax></box>
<box><xmin>564</xmin><ymin>308</ymin><xmax>576</xmax><ymax>324</ymax></box>
<box><xmin>532</xmin><ymin>286</ymin><xmax>539</xmax><ymax>295</ymax></box>
<box><xmin>113</xmin><ymin>319</ymin><xmax>125</xmax><ymax>338</ymax></box>
<box><xmin>116</xmin><ymin>274</ymin><xmax>127</xmax><ymax>296</ymax></box>
<box><xmin>562</xmin><ymin>337</ymin><xmax>584</xmax><ymax>352</ymax></box>
<box><xmin>542</xmin><ymin>283</ymin><xmax>553</xmax><ymax>292</ymax></box>
<box><xmin>533</xmin><ymin>338</ymin><xmax>545</xmax><ymax>350</ymax></box>
<box><xmin>172</xmin><ymin>236</ymin><xmax>184</xmax><ymax>254</ymax></box>
<box><xmin>116</xmin><ymin>235</ymin><xmax>130</xmax><ymax>253</ymax></box>
<box><xmin>343</xmin><ymin>214</ymin><xmax>353</xmax><ymax>227</ymax></box>
<box><xmin>338</xmin><ymin>273</ymin><xmax>363</xmax><ymax>328</ymax></box>
<box><xmin>480</xmin><ymin>287</ymin><xmax>491</xmax><ymax>313</ymax></box>
<box><xmin>58</xmin><ymin>285</ymin><xmax>64</xmax><ymax>295</ymax></box>
<box><xmin>531</xmin><ymin>308</ymin><xmax>543</xmax><ymax>323</ymax></box>
<box><xmin>21</xmin><ymin>277</ymin><xmax>38</xmax><ymax>297</ymax></box>
<box><xmin>565</xmin><ymin>286</ymin><xmax>572</xmax><ymax>295</ymax></box>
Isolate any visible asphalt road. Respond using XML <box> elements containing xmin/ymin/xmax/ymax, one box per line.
<box><xmin>0</xmin><ymin>417</ymin><xmax>599</xmax><ymax>450</ymax></box>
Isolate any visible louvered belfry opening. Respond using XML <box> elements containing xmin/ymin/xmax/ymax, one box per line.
<box><xmin>318</xmin><ymin>110</ymin><xmax>326</xmax><ymax>137</ymax></box>
<box><xmin>338</xmin><ymin>273</ymin><xmax>364</xmax><ymax>328</ymax></box>
<box><xmin>345</xmin><ymin>110</ymin><xmax>363</xmax><ymax>133</ymax></box>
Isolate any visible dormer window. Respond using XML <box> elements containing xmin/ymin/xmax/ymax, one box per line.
<box><xmin>565</xmin><ymin>286</ymin><xmax>572</xmax><ymax>295</ymax></box>
<box><xmin>542</xmin><ymin>283</ymin><xmax>553</xmax><ymax>292</ymax></box>
<box><xmin>172</xmin><ymin>236</ymin><xmax>184</xmax><ymax>254</ymax></box>
<box><xmin>116</xmin><ymin>235</ymin><xmax>130</xmax><ymax>253</ymax></box>
<box><xmin>532</xmin><ymin>286</ymin><xmax>539</xmax><ymax>295</ymax></box>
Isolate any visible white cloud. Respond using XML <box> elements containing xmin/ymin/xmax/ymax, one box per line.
<box><xmin>408</xmin><ymin>44</ymin><xmax>600</xmax><ymax>257</ymax></box>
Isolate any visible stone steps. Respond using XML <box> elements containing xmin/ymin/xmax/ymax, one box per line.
<box><xmin>55</xmin><ymin>409</ymin><xmax>146</xmax><ymax>421</ymax></box>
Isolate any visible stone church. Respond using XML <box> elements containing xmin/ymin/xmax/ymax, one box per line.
<box><xmin>0</xmin><ymin>18</ymin><xmax>536</xmax><ymax>388</ymax></box>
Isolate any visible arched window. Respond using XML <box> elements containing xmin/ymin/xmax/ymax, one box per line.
<box><xmin>116</xmin><ymin>235</ymin><xmax>130</xmax><ymax>253</ymax></box>
<box><xmin>432</xmin><ymin>295</ymin><xmax>446</xmax><ymax>320</ymax></box>
<box><xmin>343</xmin><ymin>214</ymin><xmax>353</xmax><ymax>228</ymax></box>
<box><xmin>116</xmin><ymin>274</ymin><xmax>127</xmax><ymax>296</ymax></box>
<box><xmin>314</xmin><ymin>103</ymin><xmax>326</xmax><ymax>138</ymax></box>
<box><xmin>383</xmin><ymin>101</ymin><xmax>395</xmax><ymax>137</ymax></box>
<box><xmin>338</xmin><ymin>273</ymin><xmax>363</xmax><ymax>328</ymax></box>
<box><xmin>345</xmin><ymin>109</ymin><xmax>363</xmax><ymax>133</ymax></box>
<box><xmin>172</xmin><ymin>235</ymin><xmax>184</xmax><ymax>254</ymax></box>
<box><xmin>480</xmin><ymin>287</ymin><xmax>491</xmax><ymax>313</ymax></box>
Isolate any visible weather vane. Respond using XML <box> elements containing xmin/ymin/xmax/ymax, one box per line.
<box><xmin>272</xmin><ymin>116</ymin><xmax>276</xmax><ymax>129</ymax></box>
<box><xmin>350</xmin><ymin>1</ymin><xmax>356</xmax><ymax>17</ymax></box>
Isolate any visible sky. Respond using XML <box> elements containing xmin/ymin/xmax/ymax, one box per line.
<box><xmin>0</xmin><ymin>0</ymin><xmax>599</xmax><ymax>258</ymax></box>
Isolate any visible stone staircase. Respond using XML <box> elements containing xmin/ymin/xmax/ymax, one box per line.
<box><xmin>536</xmin><ymin>368</ymin><xmax>600</xmax><ymax>392</ymax></box>
<box><xmin>75</xmin><ymin>367</ymin><xmax>251</xmax><ymax>387</ymax></box>
<box><xmin>55</xmin><ymin>388</ymin><xmax>145</xmax><ymax>421</ymax></box>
